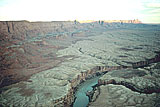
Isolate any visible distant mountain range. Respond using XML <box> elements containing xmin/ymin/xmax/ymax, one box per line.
<box><xmin>78</xmin><ymin>19</ymin><xmax>141</xmax><ymax>23</ymax></box>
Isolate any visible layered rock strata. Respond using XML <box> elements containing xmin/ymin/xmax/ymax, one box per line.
<box><xmin>50</xmin><ymin>65</ymin><xmax>134</xmax><ymax>106</ymax></box>
<box><xmin>0</xmin><ymin>21</ymin><xmax>160</xmax><ymax>106</ymax></box>
<box><xmin>0</xmin><ymin>65</ymin><xmax>129</xmax><ymax>106</ymax></box>
<box><xmin>43</xmin><ymin>52</ymin><xmax>160</xmax><ymax>106</ymax></box>
<box><xmin>89</xmin><ymin>62</ymin><xmax>160</xmax><ymax>107</ymax></box>
<box><xmin>0</xmin><ymin>21</ymin><xmax>86</xmax><ymax>88</ymax></box>
<box><xmin>132</xmin><ymin>52</ymin><xmax>160</xmax><ymax>68</ymax></box>
<box><xmin>0</xmin><ymin>20</ymin><xmax>149</xmax><ymax>88</ymax></box>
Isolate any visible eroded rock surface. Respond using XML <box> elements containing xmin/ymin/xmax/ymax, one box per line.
<box><xmin>89</xmin><ymin>62</ymin><xmax>160</xmax><ymax>107</ymax></box>
<box><xmin>89</xmin><ymin>84</ymin><xmax>160</xmax><ymax>107</ymax></box>
<box><xmin>0</xmin><ymin>21</ymin><xmax>160</xmax><ymax>106</ymax></box>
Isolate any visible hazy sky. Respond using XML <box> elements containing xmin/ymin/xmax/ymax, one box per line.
<box><xmin>0</xmin><ymin>0</ymin><xmax>160</xmax><ymax>23</ymax></box>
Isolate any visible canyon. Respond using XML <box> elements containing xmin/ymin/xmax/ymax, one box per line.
<box><xmin>0</xmin><ymin>20</ymin><xmax>160</xmax><ymax>106</ymax></box>
<box><xmin>89</xmin><ymin>61</ymin><xmax>160</xmax><ymax>107</ymax></box>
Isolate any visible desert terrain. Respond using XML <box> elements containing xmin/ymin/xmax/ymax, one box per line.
<box><xmin>0</xmin><ymin>20</ymin><xmax>160</xmax><ymax>106</ymax></box>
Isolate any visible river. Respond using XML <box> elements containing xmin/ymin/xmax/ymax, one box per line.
<box><xmin>73</xmin><ymin>76</ymin><xmax>100</xmax><ymax>107</ymax></box>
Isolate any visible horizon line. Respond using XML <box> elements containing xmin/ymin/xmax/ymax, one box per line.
<box><xmin>0</xmin><ymin>19</ymin><xmax>160</xmax><ymax>24</ymax></box>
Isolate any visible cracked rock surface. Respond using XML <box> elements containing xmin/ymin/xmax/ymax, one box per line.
<box><xmin>89</xmin><ymin>84</ymin><xmax>160</xmax><ymax>107</ymax></box>
<box><xmin>89</xmin><ymin>62</ymin><xmax>160</xmax><ymax>107</ymax></box>
<box><xmin>0</xmin><ymin>21</ymin><xmax>160</xmax><ymax>106</ymax></box>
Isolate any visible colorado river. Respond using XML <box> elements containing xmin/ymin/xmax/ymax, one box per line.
<box><xmin>73</xmin><ymin>76</ymin><xmax>100</xmax><ymax>107</ymax></box>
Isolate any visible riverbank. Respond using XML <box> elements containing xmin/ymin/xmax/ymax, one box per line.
<box><xmin>72</xmin><ymin>51</ymin><xmax>160</xmax><ymax>107</ymax></box>
<box><xmin>88</xmin><ymin>62</ymin><xmax>160</xmax><ymax>106</ymax></box>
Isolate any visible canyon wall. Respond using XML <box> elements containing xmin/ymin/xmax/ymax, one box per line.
<box><xmin>0</xmin><ymin>20</ymin><xmax>144</xmax><ymax>88</ymax></box>
<box><xmin>64</xmin><ymin>51</ymin><xmax>160</xmax><ymax>106</ymax></box>
<box><xmin>0</xmin><ymin>21</ymin><xmax>83</xmax><ymax>88</ymax></box>
<box><xmin>0</xmin><ymin>19</ymin><xmax>142</xmax><ymax>40</ymax></box>
<box><xmin>0</xmin><ymin>21</ymin><xmax>160</xmax><ymax>107</ymax></box>
<box><xmin>132</xmin><ymin>52</ymin><xmax>160</xmax><ymax>68</ymax></box>
<box><xmin>0</xmin><ymin>21</ymin><xmax>82</xmax><ymax>41</ymax></box>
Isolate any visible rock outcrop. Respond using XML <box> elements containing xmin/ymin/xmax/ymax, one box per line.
<box><xmin>89</xmin><ymin>61</ymin><xmax>160</xmax><ymax>107</ymax></box>
<box><xmin>132</xmin><ymin>52</ymin><xmax>160</xmax><ymax>68</ymax></box>
<box><xmin>89</xmin><ymin>84</ymin><xmax>160</xmax><ymax>107</ymax></box>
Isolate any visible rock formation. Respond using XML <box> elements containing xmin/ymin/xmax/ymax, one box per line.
<box><xmin>79</xmin><ymin>19</ymin><xmax>141</xmax><ymax>24</ymax></box>
<box><xmin>0</xmin><ymin>20</ymin><xmax>144</xmax><ymax>88</ymax></box>
<box><xmin>0</xmin><ymin>21</ymin><xmax>84</xmax><ymax>88</ymax></box>
<box><xmin>0</xmin><ymin>20</ymin><xmax>160</xmax><ymax>106</ymax></box>
<box><xmin>89</xmin><ymin>62</ymin><xmax>160</xmax><ymax>107</ymax></box>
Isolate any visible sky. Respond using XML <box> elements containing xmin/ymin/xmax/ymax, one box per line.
<box><xmin>0</xmin><ymin>0</ymin><xmax>160</xmax><ymax>23</ymax></box>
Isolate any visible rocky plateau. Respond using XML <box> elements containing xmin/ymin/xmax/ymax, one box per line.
<box><xmin>0</xmin><ymin>20</ymin><xmax>160</xmax><ymax>107</ymax></box>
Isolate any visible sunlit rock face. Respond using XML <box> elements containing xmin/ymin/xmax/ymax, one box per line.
<box><xmin>0</xmin><ymin>20</ymin><xmax>160</xmax><ymax>106</ymax></box>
